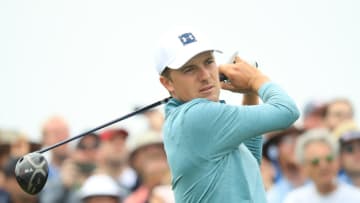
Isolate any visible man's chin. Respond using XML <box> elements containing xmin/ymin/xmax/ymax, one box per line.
<box><xmin>203</xmin><ymin>94</ymin><xmax>219</xmax><ymax>102</ymax></box>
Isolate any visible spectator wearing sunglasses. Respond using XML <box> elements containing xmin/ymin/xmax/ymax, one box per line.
<box><xmin>284</xmin><ymin>128</ymin><xmax>360</xmax><ymax>203</ymax></box>
<box><xmin>39</xmin><ymin>133</ymin><xmax>102</xmax><ymax>203</ymax></box>
<box><xmin>333</xmin><ymin>120</ymin><xmax>360</xmax><ymax>188</ymax></box>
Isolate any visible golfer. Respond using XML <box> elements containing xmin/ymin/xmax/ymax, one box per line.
<box><xmin>154</xmin><ymin>26</ymin><xmax>299</xmax><ymax>202</ymax></box>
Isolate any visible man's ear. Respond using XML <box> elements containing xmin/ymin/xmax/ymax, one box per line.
<box><xmin>160</xmin><ymin>76</ymin><xmax>174</xmax><ymax>93</ymax></box>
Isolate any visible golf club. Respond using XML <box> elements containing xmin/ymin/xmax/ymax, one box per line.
<box><xmin>14</xmin><ymin>96</ymin><xmax>171</xmax><ymax>195</ymax></box>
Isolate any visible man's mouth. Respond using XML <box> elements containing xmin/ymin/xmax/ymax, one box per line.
<box><xmin>200</xmin><ymin>85</ymin><xmax>214</xmax><ymax>93</ymax></box>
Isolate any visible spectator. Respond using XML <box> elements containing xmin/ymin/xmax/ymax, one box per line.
<box><xmin>0</xmin><ymin>129</ymin><xmax>35</xmax><ymax>166</ymax></box>
<box><xmin>0</xmin><ymin>143</ymin><xmax>10</xmax><ymax>173</ymax></box>
<box><xmin>124</xmin><ymin>133</ymin><xmax>173</xmax><ymax>203</ymax></box>
<box><xmin>283</xmin><ymin>128</ymin><xmax>360</xmax><ymax>203</ymax></box>
<box><xmin>302</xmin><ymin>100</ymin><xmax>326</xmax><ymax>130</ymax></box>
<box><xmin>40</xmin><ymin>115</ymin><xmax>71</xmax><ymax>179</ymax></box>
<box><xmin>79</xmin><ymin>174</ymin><xmax>126</xmax><ymax>203</ymax></box>
<box><xmin>0</xmin><ymin>128</ymin><xmax>39</xmax><ymax>201</ymax></box>
<box><xmin>72</xmin><ymin>132</ymin><xmax>100</xmax><ymax>178</ymax></box>
<box><xmin>96</xmin><ymin>128</ymin><xmax>137</xmax><ymax>194</ymax></box>
<box><xmin>0</xmin><ymin>129</ymin><xmax>12</xmax><ymax>173</ymax></box>
<box><xmin>128</xmin><ymin>107</ymin><xmax>165</xmax><ymax>152</ymax></box>
<box><xmin>0</xmin><ymin>187</ymin><xmax>11</xmax><ymax>203</ymax></box>
<box><xmin>324</xmin><ymin>98</ymin><xmax>354</xmax><ymax>131</ymax></box>
<box><xmin>1</xmin><ymin>157</ymin><xmax>39</xmax><ymax>203</ymax></box>
<box><xmin>141</xmin><ymin>108</ymin><xmax>164</xmax><ymax>135</ymax></box>
<box><xmin>0</xmin><ymin>129</ymin><xmax>12</xmax><ymax>202</ymax></box>
<box><xmin>39</xmin><ymin>115</ymin><xmax>72</xmax><ymax>203</ymax></box>
<box><xmin>264</xmin><ymin>126</ymin><xmax>308</xmax><ymax>203</ymax></box>
<box><xmin>334</xmin><ymin>120</ymin><xmax>360</xmax><ymax>187</ymax></box>
<box><xmin>0</xmin><ymin>166</ymin><xmax>11</xmax><ymax>203</ymax></box>
<box><xmin>148</xmin><ymin>184</ymin><xmax>175</xmax><ymax>203</ymax></box>
<box><xmin>10</xmin><ymin>132</ymin><xmax>32</xmax><ymax>158</ymax></box>
<box><xmin>40</xmin><ymin>132</ymin><xmax>101</xmax><ymax>203</ymax></box>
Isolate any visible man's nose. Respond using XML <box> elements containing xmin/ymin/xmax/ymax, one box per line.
<box><xmin>198</xmin><ymin>66</ymin><xmax>211</xmax><ymax>80</ymax></box>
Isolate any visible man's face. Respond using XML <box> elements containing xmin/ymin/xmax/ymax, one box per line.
<box><xmin>98</xmin><ymin>136</ymin><xmax>128</xmax><ymax>166</ymax></box>
<box><xmin>160</xmin><ymin>51</ymin><xmax>221</xmax><ymax>102</ymax></box>
<box><xmin>278</xmin><ymin>134</ymin><xmax>298</xmax><ymax>163</ymax></box>
<box><xmin>325</xmin><ymin>101</ymin><xmax>353</xmax><ymax>130</ymax></box>
<box><xmin>303</xmin><ymin>141</ymin><xmax>339</xmax><ymax>187</ymax></box>
<box><xmin>340</xmin><ymin>139</ymin><xmax>360</xmax><ymax>175</ymax></box>
<box><xmin>75</xmin><ymin>136</ymin><xmax>99</xmax><ymax>163</ymax></box>
<box><xmin>42</xmin><ymin>119</ymin><xmax>70</xmax><ymax>160</ymax></box>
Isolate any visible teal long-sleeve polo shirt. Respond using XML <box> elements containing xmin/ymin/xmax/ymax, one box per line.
<box><xmin>162</xmin><ymin>82</ymin><xmax>300</xmax><ymax>203</ymax></box>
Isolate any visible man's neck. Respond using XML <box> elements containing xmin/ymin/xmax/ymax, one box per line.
<box><xmin>280</xmin><ymin>160</ymin><xmax>306</xmax><ymax>187</ymax></box>
<box><xmin>316</xmin><ymin>180</ymin><xmax>337</xmax><ymax>195</ymax></box>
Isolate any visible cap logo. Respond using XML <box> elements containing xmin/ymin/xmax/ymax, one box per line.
<box><xmin>178</xmin><ymin>32</ymin><xmax>197</xmax><ymax>46</ymax></box>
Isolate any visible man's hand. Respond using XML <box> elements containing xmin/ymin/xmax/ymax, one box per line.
<box><xmin>219</xmin><ymin>56</ymin><xmax>270</xmax><ymax>94</ymax></box>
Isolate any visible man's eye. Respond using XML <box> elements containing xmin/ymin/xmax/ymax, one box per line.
<box><xmin>206</xmin><ymin>58</ymin><xmax>215</xmax><ymax>65</ymax></box>
<box><xmin>183</xmin><ymin>67</ymin><xmax>194</xmax><ymax>73</ymax></box>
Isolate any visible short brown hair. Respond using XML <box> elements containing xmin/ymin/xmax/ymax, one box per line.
<box><xmin>161</xmin><ymin>67</ymin><xmax>172</xmax><ymax>80</ymax></box>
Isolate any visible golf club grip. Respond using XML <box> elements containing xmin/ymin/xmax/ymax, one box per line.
<box><xmin>219</xmin><ymin>61</ymin><xmax>258</xmax><ymax>82</ymax></box>
<box><xmin>219</xmin><ymin>74</ymin><xmax>228</xmax><ymax>82</ymax></box>
<box><xmin>38</xmin><ymin>96</ymin><xmax>172</xmax><ymax>153</ymax></box>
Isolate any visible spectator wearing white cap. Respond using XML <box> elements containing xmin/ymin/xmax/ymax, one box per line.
<box><xmin>124</xmin><ymin>132</ymin><xmax>172</xmax><ymax>203</ymax></box>
<box><xmin>80</xmin><ymin>174</ymin><xmax>126</xmax><ymax>203</ymax></box>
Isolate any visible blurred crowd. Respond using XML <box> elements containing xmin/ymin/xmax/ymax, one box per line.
<box><xmin>0</xmin><ymin>108</ymin><xmax>173</xmax><ymax>203</ymax></box>
<box><xmin>1</xmin><ymin>97</ymin><xmax>360</xmax><ymax>203</ymax></box>
<box><xmin>263</xmin><ymin>97</ymin><xmax>360</xmax><ymax>203</ymax></box>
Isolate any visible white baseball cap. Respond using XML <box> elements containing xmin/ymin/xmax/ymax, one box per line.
<box><xmin>80</xmin><ymin>174</ymin><xmax>125</xmax><ymax>200</ymax></box>
<box><xmin>154</xmin><ymin>25</ymin><xmax>222</xmax><ymax>75</ymax></box>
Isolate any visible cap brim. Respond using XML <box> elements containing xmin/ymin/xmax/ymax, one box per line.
<box><xmin>340</xmin><ymin>131</ymin><xmax>360</xmax><ymax>143</ymax></box>
<box><xmin>168</xmin><ymin>43</ymin><xmax>222</xmax><ymax>69</ymax></box>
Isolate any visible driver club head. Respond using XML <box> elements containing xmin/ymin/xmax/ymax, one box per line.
<box><xmin>15</xmin><ymin>152</ymin><xmax>49</xmax><ymax>195</ymax></box>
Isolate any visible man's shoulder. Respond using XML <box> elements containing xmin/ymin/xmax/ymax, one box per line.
<box><xmin>181</xmin><ymin>98</ymin><xmax>213</xmax><ymax>107</ymax></box>
<box><xmin>283</xmin><ymin>184</ymin><xmax>314</xmax><ymax>203</ymax></box>
<box><xmin>166</xmin><ymin>98</ymin><xmax>218</xmax><ymax>114</ymax></box>
<box><xmin>267</xmin><ymin>177</ymin><xmax>293</xmax><ymax>195</ymax></box>
<box><xmin>338</xmin><ymin>182</ymin><xmax>360</xmax><ymax>196</ymax></box>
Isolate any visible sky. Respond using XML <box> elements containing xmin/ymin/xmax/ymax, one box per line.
<box><xmin>1</xmin><ymin>0</ymin><xmax>359</xmax><ymax>142</ymax></box>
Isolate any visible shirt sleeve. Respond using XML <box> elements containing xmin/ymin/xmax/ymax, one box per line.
<box><xmin>180</xmin><ymin>82</ymin><xmax>300</xmax><ymax>161</ymax></box>
<box><xmin>242</xmin><ymin>135</ymin><xmax>263</xmax><ymax>165</ymax></box>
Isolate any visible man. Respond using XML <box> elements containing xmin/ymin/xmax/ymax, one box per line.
<box><xmin>324</xmin><ymin>98</ymin><xmax>354</xmax><ymax>131</ymax></box>
<box><xmin>41</xmin><ymin>133</ymin><xmax>101</xmax><ymax>203</ymax></box>
<box><xmin>334</xmin><ymin>120</ymin><xmax>360</xmax><ymax>187</ymax></box>
<box><xmin>302</xmin><ymin>100</ymin><xmax>326</xmax><ymax>130</ymax></box>
<box><xmin>154</xmin><ymin>25</ymin><xmax>300</xmax><ymax>202</ymax></box>
<box><xmin>97</xmin><ymin>128</ymin><xmax>137</xmax><ymax>193</ymax></box>
<box><xmin>125</xmin><ymin>134</ymin><xmax>172</xmax><ymax>203</ymax></box>
<box><xmin>39</xmin><ymin>115</ymin><xmax>72</xmax><ymax>203</ymax></box>
<box><xmin>40</xmin><ymin>115</ymin><xmax>71</xmax><ymax>178</ymax></box>
<box><xmin>1</xmin><ymin>158</ymin><xmax>39</xmax><ymax>203</ymax></box>
<box><xmin>264</xmin><ymin>126</ymin><xmax>308</xmax><ymax>203</ymax></box>
<box><xmin>283</xmin><ymin>128</ymin><xmax>360</xmax><ymax>203</ymax></box>
<box><xmin>79</xmin><ymin>174</ymin><xmax>125</xmax><ymax>203</ymax></box>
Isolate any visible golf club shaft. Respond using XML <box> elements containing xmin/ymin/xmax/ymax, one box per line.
<box><xmin>38</xmin><ymin>97</ymin><xmax>171</xmax><ymax>154</ymax></box>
